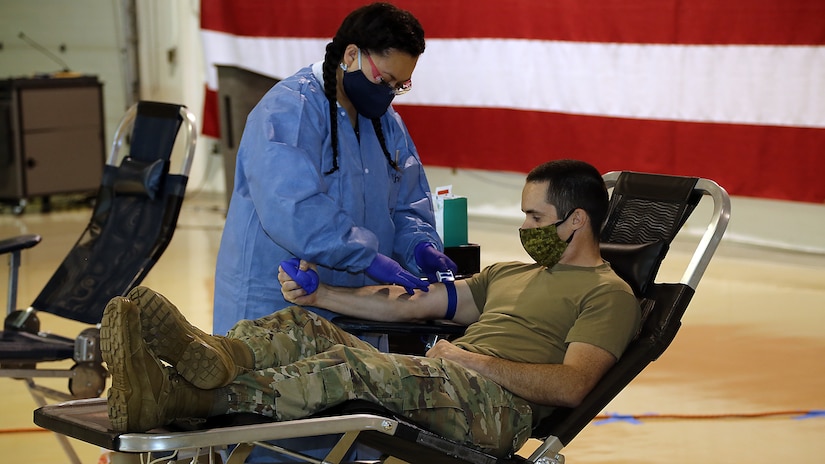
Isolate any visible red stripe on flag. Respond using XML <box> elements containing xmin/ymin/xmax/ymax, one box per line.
<box><xmin>397</xmin><ymin>106</ymin><xmax>825</xmax><ymax>203</ymax></box>
<box><xmin>201</xmin><ymin>0</ymin><xmax>825</xmax><ymax>45</ymax></box>
<box><xmin>202</xmin><ymin>87</ymin><xmax>220</xmax><ymax>141</ymax></box>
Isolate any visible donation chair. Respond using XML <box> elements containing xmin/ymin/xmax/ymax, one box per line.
<box><xmin>1</xmin><ymin>101</ymin><xmax>197</xmax><ymax>462</ymax></box>
<box><xmin>33</xmin><ymin>170</ymin><xmax>730</xmax><ymax>464</ymax></box>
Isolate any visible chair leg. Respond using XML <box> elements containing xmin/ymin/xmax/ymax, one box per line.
<box><xmin>225</xmin><ymin>443</ymin><xmax>254</xmax><ymax>464</ymax></box>
<box><xmin>6</xmin><ymin>249</ymin><xmax>21</xmax><ymax>315</ymax></box>
<box><xmin>324</xmin><ymin>430</ymin><xmax>360</xmax><ymax>463</ymax></box>
<box><xmin>52</xmin><ymin>433</ymin><xmax>83</xmax><ymax>464</ymax></box>
<box><xmin>25</xmin><ymin>379</ymin><xmax>82</xmax><ymax>464</ymax></box>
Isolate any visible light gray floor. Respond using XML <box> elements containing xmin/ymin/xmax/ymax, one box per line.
<box><xmin>1</xmin><ymin>191</ymin><xmax>824</xmax><ymax>463</ymax></box>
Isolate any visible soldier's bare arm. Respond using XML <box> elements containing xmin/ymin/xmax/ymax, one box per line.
<box><xmin>426</xmin><ymin>340</ymin><xmax>616</xmax><ymax>407</ymax></box>
<box><xmin>278</xmin><ymin>264</ymin><xmax>481</xmax><ymax>325</ymax></box>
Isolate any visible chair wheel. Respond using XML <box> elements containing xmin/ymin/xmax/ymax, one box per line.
<box><xmin>68</xmin><ymin>362</ymin><xmax>108</xmax><ymax>398</ymax></box>
<box><xmin>4</xmin><ymin>310</ymin><xmax>40</xmax><ymax>333</ymax></box>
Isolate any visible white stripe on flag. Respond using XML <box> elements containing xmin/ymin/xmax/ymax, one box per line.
<box><xmin>202</xmin><ymin>31</ymin><xmax>326</xmax><ymax>90</ymax></box>
<box><xmin>202</xmin><ymin>31</ymin><xmax>825</xmax><ymax>128</ymax></box>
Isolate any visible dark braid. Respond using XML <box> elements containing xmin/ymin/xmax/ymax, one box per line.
<box><xmin>322</xmin><ymin>41</ymin><xmax>343</xmax><ymax>175</ymax></box>
<box><xmin>371</xmin><ymin>118</ymin><xmax>400</xmax><ymax>171</ymax></box>
<box><xmin>321</xmin><ymin>2</ymin><xmax>425</xmax><ymax>175</ymax></box>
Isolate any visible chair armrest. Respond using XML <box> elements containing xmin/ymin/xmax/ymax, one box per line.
<box><xmin>2</xmin><ymin>234</ymin><xmax>41</xmax><ymax>316</ymax></box>
<box><xmin>333</xmin><ymin>317</ymin><xmax>467</xmax><ymax>337</ymax></box>
<box><xmin>0</xmin><ymin>234</ymin><xmax>41</xmax><ymax>255</ymax></box>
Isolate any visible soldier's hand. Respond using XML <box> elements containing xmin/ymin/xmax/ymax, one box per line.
<box><xmin>278</xmin><ymin>260</ymin><xmax>321</xmax><ymax>306</ymax></box>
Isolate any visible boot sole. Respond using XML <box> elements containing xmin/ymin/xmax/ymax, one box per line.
<box><xmin>100</xmin><ymin>297</ymin><xmax>150</xmax><ymax>432</ymax></box>
<box><xmin>128</xmin><ymin>286</ymin><xmax>235</xmax><ymax>389</ymax></box>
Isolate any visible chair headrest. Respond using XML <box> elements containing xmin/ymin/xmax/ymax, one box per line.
<box><xmin>600</xmin><ymin>241</ymin><xmax>668</xmax><ymax>297</ymax></box>
<box><xmin>113</xmin><ymin>157</ymin><xmax>166</xmax><ymax>199</ymax></box>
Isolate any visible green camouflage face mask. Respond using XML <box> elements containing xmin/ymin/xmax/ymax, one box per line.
<box><xmin>519</xmin><ymin>213</ymin><xmax>574</xmax><ymax>268</ymax></box>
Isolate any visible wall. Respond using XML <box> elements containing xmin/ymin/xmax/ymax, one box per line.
<box><xmin>134</xmin><ymin>0</ymin><xmax>223</xmax><ymax>193</ymax></box>
<box><xmin>0</xmin><ymin>0</ymin><xmax>128</xmax><ymax>150</ymax></box>
<box><xmin>0</xmin><ymin>0</ymin><xmax>220</xmax><ymax>195</ymax></box>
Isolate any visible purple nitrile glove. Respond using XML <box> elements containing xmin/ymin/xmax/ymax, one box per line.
<box><xmin>414</xmin><ymin>242</ymin><xmax>458</xmax><ymax>283</ymax></box>
<box><xmin>366</xmin><ymin>253</ymin><xmax>429</xmax><ymax>295</ymax></box>
<box><xmin>280</xmin><ymin>258</ymin><xmax>319</xmax><ymax>294</ymax></box>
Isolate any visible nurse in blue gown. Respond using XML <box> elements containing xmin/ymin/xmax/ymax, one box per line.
<box><xmin>212</xmin><ymin>4</ymin><xmax>456</xmax><ymax>461</ymax></box>
<box><xmin>213</xmin><ymin>3</ymin><xmax>455</xmax><ymax>336</ymax></box>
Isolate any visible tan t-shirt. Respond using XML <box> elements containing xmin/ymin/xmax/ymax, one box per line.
<box><xmin>456</xmin><ymin>261</ymin><xmax>640</xmax><ymax>364</ymax></box>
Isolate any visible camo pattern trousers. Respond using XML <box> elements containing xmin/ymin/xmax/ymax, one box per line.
<box><xmin>223</xmin><ymin>306</ymin><xmax>533</xmax><ymax>457</ymax></box>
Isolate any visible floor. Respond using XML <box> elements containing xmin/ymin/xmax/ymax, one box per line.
<box><xmin>1</xmin><ymin>192</ymin><xmax>824</xmax><ymax>463</ymax></box>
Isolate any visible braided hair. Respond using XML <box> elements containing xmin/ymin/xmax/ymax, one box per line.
<box><xmin>321</xmin><ymin>3</ymin><xmax>425</xmax><ymax>175</ymax></box>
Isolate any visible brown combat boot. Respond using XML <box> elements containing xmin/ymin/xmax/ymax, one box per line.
<box><xmin>127</xmin><ymin>286</ymin><xmax>254</xmax><ymax>389</ymax></box>
<box><xmin>101</xmin><ymin>297</ymin><xmax>216</xmax><ymax>432</ymax></box>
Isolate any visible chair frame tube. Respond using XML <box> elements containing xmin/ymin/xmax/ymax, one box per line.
<box><xmin>107</xmin><ymin>104</ymin><xmax>198</xmax><ymax>176</ymax></box>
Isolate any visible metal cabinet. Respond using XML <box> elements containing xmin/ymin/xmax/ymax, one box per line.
<box><xmin>0</xmin><ymin>76</ymin><xmax>104</xmax><ymax>213</ymax></box>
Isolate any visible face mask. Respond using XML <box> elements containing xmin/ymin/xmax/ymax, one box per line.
<box><xmin>342</xmin><ymin>49</ymin><xmax>395</xmax><ymax>119</ymax></box>
<box><xmin>519</xmin><ymin>213</ymin><xmax>575</xmax><ymax>268</ymax></box>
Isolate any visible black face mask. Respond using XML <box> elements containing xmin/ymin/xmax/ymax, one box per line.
<box><xmin>342</xmin><ymin>50</ymin><xmax>395</xmax><ymax>119</ymax></box>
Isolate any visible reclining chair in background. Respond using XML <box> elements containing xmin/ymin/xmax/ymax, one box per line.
<box><xmin>1</xmin><ymin>101</ymin><xmax>197</xmax><ymax>463</ymax></box>
<box><xmin>33</xmin><ymin>170</ymin><xmax>730</xmax><ymax>464</ymax></box>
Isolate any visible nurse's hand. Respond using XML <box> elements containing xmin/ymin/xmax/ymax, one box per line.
<box><xmin>279</xmin><ymin>259</ymin><xmax>320</xmax><ymax>306</ymax></box>
<box><xmin>366</xmin><ymin>253</ymin><xmax>429</xmax><ymax>295</ymax></box>
<box><xmin>414</xmin><ymin>242</ymin><xmax>458</xmax><ymax>283</ymax></box>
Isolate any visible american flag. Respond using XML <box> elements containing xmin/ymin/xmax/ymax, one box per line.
<box><xmin>200</xmin><ymin>0</ymin><xmax>825</xmax><ymax>203</ymax></box>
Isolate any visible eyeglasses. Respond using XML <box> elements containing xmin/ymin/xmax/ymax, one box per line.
<box><xmin>363</xmin><ymin>51</ymin><xmax>413</xmax><ymax>96</ymax></box>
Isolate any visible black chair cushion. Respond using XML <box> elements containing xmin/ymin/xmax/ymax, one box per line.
<box><xmin>113</xmin><ymin>157</ymin><xmax>166</xmax><ymax>199</ymax></box>
<box><xmin>600</xmin><ymin>241</ymin><xmax>668</xmax><ymax>297</ymax></box>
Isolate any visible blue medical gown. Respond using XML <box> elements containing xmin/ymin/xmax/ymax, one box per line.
<box><xmin>213</xmin><ymin>63</ymin><xmax>442</xmax><ymax>335</ymax></box>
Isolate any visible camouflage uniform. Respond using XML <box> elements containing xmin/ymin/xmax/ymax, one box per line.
<box><xmin>223</xmin><ymin>306</ymin><xmax>533</xmax><ymax>457</ymax></box>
